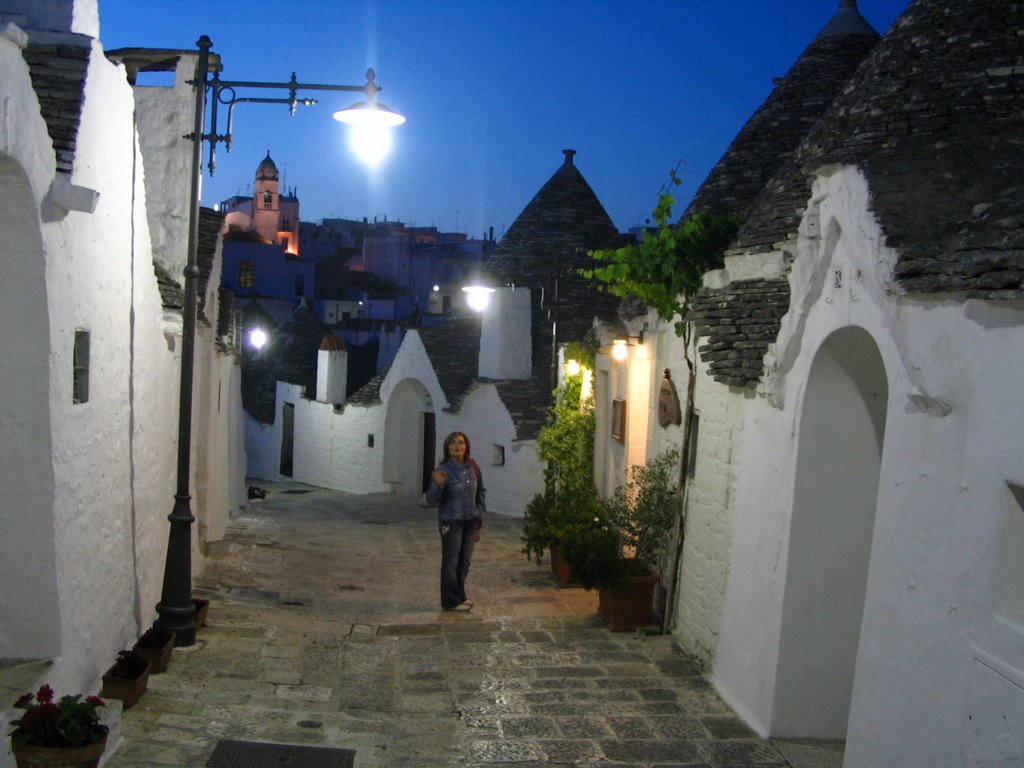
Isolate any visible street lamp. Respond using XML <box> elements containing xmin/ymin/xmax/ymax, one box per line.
<box><xmin>155</xmin><ymin>35</ymin><xmax>404</xmax><ymax>647</ymax></box>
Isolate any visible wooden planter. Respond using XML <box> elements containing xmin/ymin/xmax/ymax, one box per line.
<box><xmin>10</xmin><ymin>731</ymin><xmax>108</xmax><ymax>768</ymax></box>
<box><xmin>598</xmin><ymin>565</ymin><xmax>659</xmax><ymax>632</ymax></box>
<box><xmin>193</xmin><ymin>598</ymin><xmax>210</xmax><ymax>630</ymax></box>
<box><xmin>132</xmin><ymin>628</ymin><xmax>175</xmax><ymax>674</ymax></box>
<box><xmin>101</xmin><ymin>658</ymin><xmax>151</xmax><ymax>709</ymax></box>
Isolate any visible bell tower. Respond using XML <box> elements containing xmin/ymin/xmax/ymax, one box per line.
<box><xmin>252</xmin><ymin>151</ymin><xmax>280</xmax><ymax>244</ymax></box>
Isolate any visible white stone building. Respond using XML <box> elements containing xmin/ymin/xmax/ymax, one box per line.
<box><xmin>0</xmin><ymin>0</ymin><xmax>245</xmax><ymax>750</ymax></box>
<box><xmin>245</xmin><ymin>288</ymin><xmax>548</xmax><ymax>516</ymax></box>
<box><xmin>598</xmin><ymin>1</ymin><xmax>1024</xmax><ymax>764</ymax></box>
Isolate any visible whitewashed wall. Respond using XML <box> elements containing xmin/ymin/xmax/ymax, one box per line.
<box><xmin>45</xmin><ymin>35</ymin><xmax>146</xmax><ymax>693</ymax></box>
<box><xmin>245</xmin><ymin>326</ymin><xmax>543</xmax><ymax>516</ymax></box>
<box><xmin>0</xmin><ymin>21</ymin><xmax>64</xmax><ymax>664</ymax></box>
<box><xmin>0</xmin><ymin>8</ymin><xmax>244</xmax><ymax>732</ymax></box>
<box><xmin>710</xmin><ymin>165</ymin><xmax>1024</xmax><ymax>765</ymax></box>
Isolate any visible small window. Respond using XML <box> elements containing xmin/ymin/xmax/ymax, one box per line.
<box><xmin>263</xmin><ymin>190</ymin><xmax>273</xmax><ymax>209</ymax></box>
<box><xmin>491</xmin><ymin>444</ymin><xmax>505</xmax><ymax>467</ymax></box>
<box><xmin>294</xmin><ymin>274</ymin><xmax>305</xmax><ymax>296</ymax></box>
<box><xmin>367</xmin><ymin>434</ymin><xmax>375</xmax><ymax>448</ymax></box>
<box><xmin>611</xmin><ymin>398</ymin><xmax>626</xmax><ymax>443</ymax></box>
<box><xmin>239</xmin><ymin>260</ymin><xmax>255</xmax><ymax>288</ymax></box>
<box><xmin>73</xmin><ymin>330</ymin><xmax>90</xmax><ymax>404</ymax></box>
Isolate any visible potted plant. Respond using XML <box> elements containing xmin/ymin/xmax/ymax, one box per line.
<box><xmin>561</xmin><ymin>448</ymin><xmax>681</xmax><ymax>630</ymax></box>
<box><xmin>523</xmin><ymin>344</ymin><xmax>600</xmax><ymax>586</ymax></box>
<box><xmin>100</xmin><ymin>649</ymin><xmax>151</xmax><ymax>709</ymax></box>
<box><xmin>8</xmin><ymin>684</ymin><xmax>108</xmax><ymax>768</ymax></box>
<box><xmin>132</xmin><ymin>626</ymin><xmax>175</xmax><ymax>674</ymax></box>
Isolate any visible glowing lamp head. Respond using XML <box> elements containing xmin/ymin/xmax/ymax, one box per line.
<box><xmin>611</xmin><ymin>339</ymin><xmax>628</xmax><ymax>361</ymax></box>
<box><xmin>462</xmin><ymin>285</ymin><xmax>495</xmax><ymax>312</ymax></box>
<box><xmin>248</xmin><ymin>327</ymin><xmax>268</xmax><ymax>350</ymax></box>
<box><xmin>566</xmin><ymin>359</ymin><xmax>581</xmax><ymax>377</ymax></box>
<box><xmin>332</xmin><ymin>100</ymin><xmax>406</xmax><ymax>128</ymax></box>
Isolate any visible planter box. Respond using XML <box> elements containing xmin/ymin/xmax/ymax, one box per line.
<box><xmin>598</xmin><ymin>567</ymin><xmax>659</xmax><ymax>632</ymax></box>
<box><xmin>193</xmin><ymin>598</ymin><xmax>210</xmax><ymax>630</ymax></box>
<box><xmin>132</xmin><ymin>628</ymin><xmax>175</xmax><ymax>674</ymax></box>
<box><xmin>101</xmin><ymin>658</ymin><xmax>151</xmax><ymax>709</ymax></box>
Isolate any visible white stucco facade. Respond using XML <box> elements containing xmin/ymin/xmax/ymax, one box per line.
<box><xmin>245</xmin><ymin>291</ymin><xmax>545</xmax><ymax>516</ymax></box>
<box><xmin>701</xmin><ymin>166</ymin><xmax>1024</xmax><ymax>765</ymax></box>
<box><xmin>0</xmin><ymin>4</ymin><xmax>245</xmax><ymax>754</ymax></box>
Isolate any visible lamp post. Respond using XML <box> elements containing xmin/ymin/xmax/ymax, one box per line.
<box><xmin>155</xmin><ymin>35</ymin><xmax>403</xmax><ymax>647</ymax></box>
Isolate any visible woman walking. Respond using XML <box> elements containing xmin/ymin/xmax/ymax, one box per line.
<box><xmin>424</xmin><ymin>431</ymin><xmax>485</xmax><ymax>611</ymax></box>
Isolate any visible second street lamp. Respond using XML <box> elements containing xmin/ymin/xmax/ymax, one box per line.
<box><xmin>155</xmin><ymin>35</ymin><xmax>404</xmax><ymax>647</ymax></box>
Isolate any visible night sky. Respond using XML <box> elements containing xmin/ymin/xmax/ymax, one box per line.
<box><xmin>99</xmin><ymin>1</ymin><xmax>909</xmax><ymax>239</ymax></box>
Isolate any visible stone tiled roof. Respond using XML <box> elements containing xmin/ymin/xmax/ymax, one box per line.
<box><xmin>688</xmin><ymin>0</ymin><xmax>882</xmax><ymax>388</ymax></box>
<box><xmin>738</xmin><ymin>0</ymin><xmax>1024</xmax><ymax>300</ymax></box>
<box><xmin>684</xmin><ymin>6</ymin><xmax>880</xmax><ymax>219</ymax></box>
<box><xmin>417</xmin><ymin>319</ymin><xmax>481</xmax><ymax>412</ymax></box>
<box><xmin>346</xmin><ymin>319</ymin><xmax>553</xmax><ymax>441</ymax></box>
<box><xmin>197</xmin><ymin>208</ymin><xmax>225</xmax><ymax>323</ymax></box>
<box><xmin>153</xmin><ymin>207</ymin><xmax>225</xmax><ymax>316</ymax></box>
<box><xmin>22</xmin><ymin>38</ymin><xmax>90</xmax><ymax>174</ymax></box>
<box><xmin>485</xmin><ymin>150</ymin><xmax>623</xmax><ymax>372</ymax></box>
<box><xmin>216</xmin><ymin>286</ymin><xmax>234</xmax><ymax>353</ymax></box>
<box><xmin>154</xmin><ymin>261</ymin><xmax>184</xmax><ymax>310</ymax></box>
<box><xmin>493</xmin><ymin>376</ymin><xmax>554</xmax><ymax>441</ymax></box>
<box><xmin>692</xmin><ymin>279</ymin><xmax>792</xmax><ymax>388</ymax></box>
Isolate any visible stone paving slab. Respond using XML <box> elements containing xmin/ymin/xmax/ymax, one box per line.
<box><xmin>88</xmin><ymin>483</ymin><xmax>842</xmax><ymax>768</ymax></box>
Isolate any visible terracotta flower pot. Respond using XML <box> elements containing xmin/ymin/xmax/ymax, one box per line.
<box><xmin>549</xmin><ymin>544</ymin><xmax>578</xmax><ymax>588</ymax></box>
<box><xmin>10</xmin><ymin>731</ymin><xmax>108</xmax><ymax>768</ymax></box>
<box><xmin>132</xmin><ymin>628</ymin><xmax>175</xmax><ymax>674</ymax></box>
<box><xmin>597</xmin><ymin>566</ymin><xmax>659</xmax><ymax>632</ymax></box>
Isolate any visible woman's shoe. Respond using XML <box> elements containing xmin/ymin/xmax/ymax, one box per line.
<box><xmin>444</xmin><ymin>603</ymin><xmax>471</xmax><ymax>612</ymax></box>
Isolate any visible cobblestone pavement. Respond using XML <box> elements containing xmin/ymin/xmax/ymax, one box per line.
<box><xmin>100</xmin><ymin>483</ymin><xmax>842</xmax><ymax>768</ymax></box>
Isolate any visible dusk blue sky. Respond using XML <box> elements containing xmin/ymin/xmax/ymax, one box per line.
<box><xmin>99</xmin><ymin>1</ymin><xmax>909</xmax><ymax>240</ymax></box>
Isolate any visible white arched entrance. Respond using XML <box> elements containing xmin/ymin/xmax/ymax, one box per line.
<box><xmin>0</xmin><ymin>155</ymin><xmax>60</xmax><ymax>658</ymax></box>
<box><xmin>383</xmin><ymin>378</ymin><xmax>435</xmax><ymax>496</ymax></box>
<box><xmin>772</xmin><ymin>326</ymin><xmax>888</xmax><ymax>738</ymax></box>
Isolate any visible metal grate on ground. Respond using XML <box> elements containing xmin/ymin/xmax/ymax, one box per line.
<box><xmin>207</xmin><ymin>739</ymin><xmax>355</xmax><ymax>767</ymax></box>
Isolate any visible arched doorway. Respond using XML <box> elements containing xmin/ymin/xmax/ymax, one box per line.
<box><xmin>382</xmin><ymin>378</ymin><xmax>435</xmax><ymax>496</ymax></box>
<box><xmin>772</xmin><ymin>326</ymin><xmax>888</xmax><ymax>738</ymax></box>
<box><xmin>0</xmin><ymin>156</ymin><xmax>60</xmax><ymax>658</ymax></box>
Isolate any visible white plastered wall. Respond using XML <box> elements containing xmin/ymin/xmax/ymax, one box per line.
<box><xmin>710</xmin><ymin>164</ymin><xmax>1024</xmax><ymax>765</ymax></box>
<box><xmin>0</xmin><ymin>21</ymin><xmax>62</xmax><ymax>661</ymax></box>
<box><xmin>244</xmin><ymin>325</ymin><xmax>543</xmax><ymax>516</ymax></box>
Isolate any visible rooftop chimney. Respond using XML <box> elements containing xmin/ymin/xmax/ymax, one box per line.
<box><xmin>562</xmin><ymin>149</ymin><xmax>576</xmax><ymax>166</ymax></box>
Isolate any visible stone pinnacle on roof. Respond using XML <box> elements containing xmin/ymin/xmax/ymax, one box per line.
<box><xmin>815</xmin><ymin>0</ymin><xmax>880</xmax><ymax>41</ymax></box>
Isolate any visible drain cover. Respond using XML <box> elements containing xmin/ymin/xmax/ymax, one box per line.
<box><xmin>207</xmin><ymin>740</ymin><xmax>355</xmax><ymax>767</ymax></box>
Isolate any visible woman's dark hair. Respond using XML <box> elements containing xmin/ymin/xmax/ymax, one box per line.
<box><xmin>441</xmin><ymin>431</ymin><xmax>471</xmax><ymax>462</ymax></box>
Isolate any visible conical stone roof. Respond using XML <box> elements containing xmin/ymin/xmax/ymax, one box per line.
<box><xmin>736</xmin><ymin>0</ymin><xmax>1024</xmax><ymax>299</ymax></box>
<box><xmin>486</xmin><ymin>150</ymin><xmax>623</xmax><ymax>373</ymax></box>
<box><xmin>684</xmin><ymin>0</ymin><xmax>881</xmax><ymax>220</ymax></box>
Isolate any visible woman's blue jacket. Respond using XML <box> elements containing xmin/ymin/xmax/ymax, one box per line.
<box><xmin>424</xmin><ymin>457</ymin><xmax>486</xmax><ymax>524</ymax></box>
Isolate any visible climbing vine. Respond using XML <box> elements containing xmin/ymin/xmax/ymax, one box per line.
<box><xmin>582</xmin><ymin>167</ymin><xmax>740</xmax><ymax>337</ymax></box>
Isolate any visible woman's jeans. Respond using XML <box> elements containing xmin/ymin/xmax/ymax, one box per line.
<box><xmin>440</xmin><ymin>520</ymin><xmax>477</xmax><ymax>609</ymax></box>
